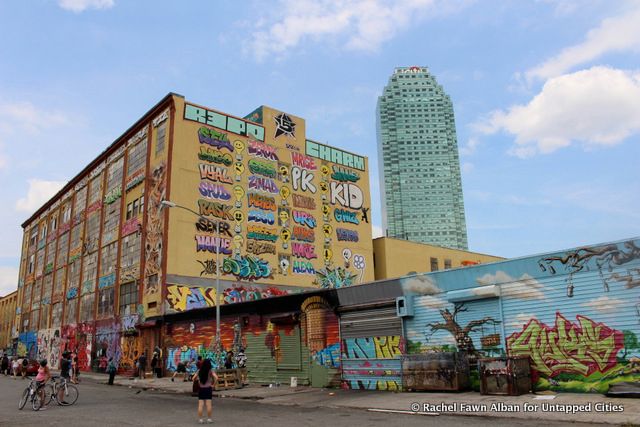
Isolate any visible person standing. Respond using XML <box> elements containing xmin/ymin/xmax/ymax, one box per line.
<box><xmin>1</xmin><ymin>354</ymin><xmax>9</xmax><ymax>375</ymax></box>
<box><xmin>151</xmin><ymin>351</ymin><xmax>159</xmax><ymax>378</ymax></box>
<box><xmin>35</xmin><ymin>359</ymin><xmax>51</xmax><ymax>410</ymax></box>
<box><xmin>58</xmin><ymin>352</ymin><xmax>72</xmax><ymax>404</ymax></box>
<box><xmin>107</xmin><ymin>357</ymin><xmax>117</xmax><ymax>385</ymax></box>
<box><xmin>70</xmin><ymin>352</ymin><xmax>78</xmax><ymax>384</ymax></box>
<box><xmin>138</xmin><ymin>352</ymin><xmax>147</xmax><ymax>379</ymax></box>
<box><xmin>21</xmin><ymin>357</ymin><xmax>28</xmax><ymax>379</ymax></box>
<box><xmin>194</xmin><ymin>359</ymin><xmax>218</xmax><ymax>424</ymax></box>
<box><xmin>12</xmin><ymin>357</ymin><xmax>19</xmax><ymax>379</ymax></box>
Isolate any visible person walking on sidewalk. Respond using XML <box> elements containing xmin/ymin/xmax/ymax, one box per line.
<box><xmin>11</xmin><ymin>357</ymin><xmax>19</xmax><ymax>379</ymax></box>
<box><xmin>194</xmin><ymin>359</ymin><xmax>218</xmax><ymax>424</ymax></box>
<box><xmin>107</xmin><ymin>357</ymin><xmax>117</xmax><ymax>385</ymax></box>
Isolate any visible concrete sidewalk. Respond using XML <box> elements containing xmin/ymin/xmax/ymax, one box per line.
<box><xmin>75</xmin><ymin>371</ymin><xmax>639</xmax><ymax>425</ymax></box>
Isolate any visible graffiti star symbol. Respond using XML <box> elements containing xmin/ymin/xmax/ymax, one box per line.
<box><xmin>274</xmin><ymin>113</ymin><xmax>296</xmax><ymax>138</ymax></box>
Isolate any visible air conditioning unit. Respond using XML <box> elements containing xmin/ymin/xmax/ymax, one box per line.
<box><xmin>396</xmin><ymin>296</ymin><xmax>414</xmax><ymax>317</ymax></box>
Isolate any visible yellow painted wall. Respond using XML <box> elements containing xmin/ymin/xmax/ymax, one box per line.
<box><xmin>165</xmin><ymin>97</ymin><xmax>374</xmax><ymax>295</ymax></box>
<box><xmin>0</xmin><ymin>291</ymin><xmax>17</xmax><ymax>348</ymax></box>
<box><xmin>373</xmin><ymin>237</ymin><xmax>504</xmax><ymax>280</ymax></box>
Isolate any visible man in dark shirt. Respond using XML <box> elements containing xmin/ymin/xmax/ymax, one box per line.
<box><xmin>58</xmin><ymin>352</ymin><xmax>71</xmax><ymax>403</ymax></box>
<box><xmin>138</xmin><ymin>352</ymin><xmax>147</xmax><ymax>379</ymax></box>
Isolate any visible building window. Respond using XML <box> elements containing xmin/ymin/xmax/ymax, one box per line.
<box><xmin>70</xmin><ymin>224</ymin><xmax>83</xmax><ymax>253</ymax></box>
<box><xmin>51</xmin><ymin>302</ymin><xmax>63</xmax><ymax>327</ymax></box>
<box><xmin>97</xmin><ymin>286</ymin><xmax>115</xmax><ymax>319</ymax></box>
<box><xmin>64</xmin><ymin>298</ymin><xmax>77</xmax><ymax>325</ymax></box>
<box><xmin>39</xmin><ymin>304</ymin><xmax>50</xmax><ymax>329</ymax></box>
<box><xmin>120</xmin><ymin>233</ymin><xmax>141</xmax><ymax>269</ymax></box>
<box><xmin>85</xmin><ymin>211</ymin><xmax>101</xmax><ymax>254</ymax></box>
<box><xmin>67</xmin><ymin>258</ymin><xmax>81</xmax><ymax>290</ymax></box>
<box><xmin>119</xmin><ymin>281</ymin><xmax>138</xmax><ymax>315</ymax></box>
<box><xmin>79</xmin><ymin>293</ymin><xmax>95</xmax><ymax>322</ymax></box>
<box><xmin>35</xmin><ymin>249</ymin><xmax>45</xmax><ymax>277</ymax></box>
<box><xmin>100</xmin><ymin>242</ymin><xmax>118</xmax><ymax>277</ymax></box>
<box><xmin>106</xmin><ymin>157</ymin><xmax>124</xmax><ymax>193</ymax></box>
<box><xmin>53</xmin><ymin>267</ymin><xmax>66</xmax><ymax>299</ymax></box>
<box><xmin>155</xmin><ymin>122</ymin><xmax>166</xmax><ymax>156</ymax></box>
<box><xmin>430</xmin><ymin>257</ymin><xmax>439</xmax><ymax>272</ymax></box>
<box><xmin>29</xmin><ymin>228</ymin><xmax>38</xmax><ymax>248</ymax></box>
<box><xmin>56</xmin><ymin>232</ymin><xmax>69</xmax><ymax>266</ymax></box>
<box><xmin>74</xmin><ymin>186</ymin><xmax>87</xmax><ymax>215</ymax></box>
<box><xmin>81</xmin><ymin>252</ymin><xmax>98</xmax><ymax>294</ymax></box>
<box><xmin>101</xmin><ymin>203</ymin><xmax>121</xmax><ymax>245</ymax></box>
<box><xmin>127</xmin><ymin>139</ymin><xmax>147</xmax><ymax>176</ymax></box>
<box><xmin>28</xmin><ymin>254</ymin><xmax>35</xmax><ymax>274</ymax></box>
<box><xmin>50</xmin><ymin>216</ymin><xmax>58</xmax><ymax>233</ymax></box>
<box><xmin>88</xmin><ymin>174</ymin><xmax>103</xmax><ymax>206</ymax></box>
<box><xmin>444</xmin><ymin>259</ymin><xmax>452</xmax><ymax>270</ymax></box>
<box><xmin>62</xmin><ymin>204</ymin><xmax>72</xmax><ymax>224</ymax></box>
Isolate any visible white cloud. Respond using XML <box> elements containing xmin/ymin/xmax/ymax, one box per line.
<box><xmin>476</xmin><ymin>271</ymin><xmax>547</xmax><ymax>300</ymax></box>
<box><xmin>401</xmin><ymin>275</ymin><xmax>442</xmax><ymax>295</ymax></box>
<box><xmin>0</xmin><ymin>144</ymin><xmax>6</xmax><ymax>170</ymax></box>
<box><xmin>581</xmin><ymin>296</ymin><xmax>625</xmax><ymax>313</ymax></box>
<box><xmin>0</xmin><ymin>266</ymin><xmax>19</xmax><ymax>296</ymax></box>
<box><xmin>459</xmin><ymin>137</ymin><xmax>479</xmax><ymax>156</ymax></box>
<box><xmin>525</xmin><ymin>5</ymin><xmax>640</xmax><ymax>82</ymax></box>
<box><xmin>15</xmin><ymin>179</ymin><xmax>67</xmax><ymax>214</ymax></box>
<box><xmin>507</xmin><ymin>313</ymin><xmax>537</xmax><ymax>329</ymax></box>
<box><xmin>478</xmin><ymin>66</ymin><xmax>640</xmax><ymax>158</ymax></box>
<box><xmin>245</xmin><ymin>0</ymin><xmax>466</xmax><ymax>61</ymax></box>
<box><xmin>414</xmin><ymin>295</ymin><xmax>447</xmax><ymax>309</ymax></box>
<box><xmin>0</xmin><ymin>102</ymin><xmax>70</xmax><ymax>135</ymax></box>
<box><xmin>57</xmin><ymin>0</ymin><xmax>114</xmax><ymax>13</ymax></box>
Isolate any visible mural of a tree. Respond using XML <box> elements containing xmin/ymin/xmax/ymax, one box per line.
<box><xmin>426</xmin><ymin>303</ymin><xmax>501</xmax><ymax>355</ymax></box>
<box><xmin>622</xmin><ymin>330</ymin><xmax>639</xmax><ymax>360</ymax></box>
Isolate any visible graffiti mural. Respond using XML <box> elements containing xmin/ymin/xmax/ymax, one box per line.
<box><xmin>314</xmin><ymin>266</ymin><xmax>357</xmax><ymax>289</ymax></box>
<box><xmin>222</xmin><ymin>255</ymin><xmax>273</xmax><ymax>281</ymax></box>
<box><xmin>143</xmin><ymin>163</ymin><xmax>166</xmax><ymax>295</ymax></box>
<box><xmin>61</xmin><ymin>323</ymin><xmax>94</xmax><ymax>371</ymax></box>
<box><xmin>508</xmin><ymin>313</ymin><xmax>624</xmax><ymax>377</ymax></box>
<box><xmin>166</xmin><ymin>284</ymin><xmax>291</xmax><ymax>312</ymax></box>
<box><xmin>342</xmin><ymin>336</ymin><xmax>403</xmax><ymax>390</ymax></box>
<box><xmin>18</xmin><ymin>331</ymin><xmax>38</xmax><ymax>359</ymax></box>
<box><xmin>37</xmin><ymin>328</ymin><xmax>61</xmax><ymax>369</ymax></box>
<box><xmin>95</xmin><ymin>321</ymin><xmax>121</xmax><ymax>367</ymax></box>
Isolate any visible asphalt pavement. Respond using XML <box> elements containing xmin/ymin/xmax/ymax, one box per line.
<box><xmin>0</xmin><ymin>373</ymin><xmax>600</xmax><ymax>427</ymax></box>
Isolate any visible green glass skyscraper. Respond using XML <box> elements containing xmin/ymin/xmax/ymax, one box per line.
<box><xmin>377</xmin><ymin>66</ymin><xmax>468</xmax><ymax>250</ymax></box>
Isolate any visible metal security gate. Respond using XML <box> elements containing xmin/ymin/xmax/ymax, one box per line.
<box><xmin>339</xmin><ymin>305</ymin><xmax>404</xmax><ymax>391</ymax></box>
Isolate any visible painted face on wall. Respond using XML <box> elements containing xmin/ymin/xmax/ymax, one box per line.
<box><xmin>279</xmin><ymin>210</ymin><xmax>289</xmax><ymax>224</ymax></box>
<box><xmin>233</xmin><ymin>140</ymin><xmax>245</xmax><ymax>154</ymax></box>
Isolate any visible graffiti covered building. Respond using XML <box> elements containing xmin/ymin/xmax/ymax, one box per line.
<box><xmin>13</xmin><ymin>93</ymin><xmax>373</xmax><ymax>374</ymax></box>
<box><xmin>400</xmin><ymin>237</ymin><xmax>640</xmax><ymax>393</ymax></box>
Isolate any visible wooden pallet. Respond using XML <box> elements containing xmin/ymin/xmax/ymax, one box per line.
<box><xmin>214</xmin><ymin>369</ymin><xmax>245</xmax><ymax>390</ymax></box>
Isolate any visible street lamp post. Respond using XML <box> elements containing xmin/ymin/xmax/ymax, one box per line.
<box><xmin>161</xmin><ymin>200</ymin><xmax>222</xmax><ymax>347</ymax></box>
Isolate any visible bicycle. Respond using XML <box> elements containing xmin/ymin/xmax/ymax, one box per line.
<box><xmin>18</xmin><ymin>379</ymin><xmax>47</xmax><ymax>411</ymax></box>
<box><xmin>45</xmin><ymin>376</ymin><xmax>79</xmax><ymax>406</ymax></box>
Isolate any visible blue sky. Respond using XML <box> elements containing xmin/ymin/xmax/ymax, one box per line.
<box><xmin>1</xmin><ymin>0</ymin><xmax>639</xmax><ymax>295</ymax></box>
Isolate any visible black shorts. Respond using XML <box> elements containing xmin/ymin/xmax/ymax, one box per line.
<box><xmin>198</xmin><ymin>386</ymin><xmax>212</xmax><ymax>400</ymax></box>
<box><xmin>176</xmin><ymin>364</ymin><xmax>186</xmax><ymax>373</ymax></box>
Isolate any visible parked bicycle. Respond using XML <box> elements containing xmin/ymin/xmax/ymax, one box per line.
<box><xmin>18</xmin><ymin>379</ymin><xmax>47</xmax><ymax>411</ymax></box>
<box><xmin>45</xmin><ymin>375</ymin><xmax>79</xmax><ymax>406</ymax></box>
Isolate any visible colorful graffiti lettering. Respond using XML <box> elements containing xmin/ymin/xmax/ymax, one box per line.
<box><xmin>195</xmin><ymin>217</ymin><xmax>232</xmax><ymax>237</ymax></box>
<box><xmin>199</xmin><ymin>164</ymin><xmax>233</xmax><ymax>184</ymax></box>
<box><xmin>248</xmin><ymin>140</ymin><xmax>279</xmax><ymax>161</ymax></box>
<box><xmin>291</xmin><ymin>167</ymin><xmax>316</xmax><ymax>193</ymax></box>
<box><xmin>199</xmin><ymin>182</ymin><xmax>231</xmax><ymax>201</ymax></box>
<box><xmin>315</xmin><ymin>266</ymin><xmax>357</xmax><ymax>289</ymax></box>
<box><xmin>293</xmin><ymin>210</ymin><xmax>316</xmax><ymax>228</ymax></box>
<box><xmin>331</xmin><ymin>165</ymin><xmax>360</xmax><ymax>182</ymax></box>
<box><xmin>334</xmin><ymin>208</ymin><xmax>359</xmax><ymax>224</ymax></box>
<box><xmin>292</xmin><ymin>226</ymin><xmax>315</xmax><ymax>243</ymax></box>
<box><xmin>248</xmin><ymin>159</ymin><xmax>276</xmax><ymax>178</ymax></box>
<box><xmin>198</xmin><ymin>146</ymin><xmax>233</xmax><ymax>166</ymax></box>
<box><xmin>343</xmin><ymin>336</ymin><xmax>403</xmax><ymax>359</ymax></box>
<box><xmin>330</xmin><ymin>182</ymin><xmax>363</xmax><ymax>209</ymax></box>
<box><xmin>342</xmin><ymin>336</ymin><xmax>403</xmax><ymax>391</ymax></box>
<box><xmin>313</xmin><ymin>343</ymin><xmax>340</xmax><ymax>368</ymax></box>
<box><xmin>292</xmin><ymin>194</ymin><xmax>316</xmax><ymax>210</ymax></box>
<box><xmin>195</xmin><ymin>234</ymin><xmax>232</xmax><ymax>254</ymax></box>
<box><xmin>248</xmin><ymin>176</ymin><xmax>279</xmax><ymax>194</ymax></box>
<box><xmin>223</xmin><ymin>285</ymin><xmax>289</xmax><ymax>304</ymax></box>
<box><xmin>247</xmin><ymin>193</ymin><xmax>276</xmax><ymax>211</ymax></box>
<box><xmin>247</xmin><ymin>225</ymin><xmax>278</xmax><ymax>242</ymax></box>
<box><xmin>223</xmin><ymin>255</ymin><xmax>272</xmax><ymax>281</ymax></box>
<box><xmin>507</xmin><ymin>313</ymin><xmax>624</xmax><ymax>377</ymax></box>
<box><xmin>292</xmin><ymin>242</ymin><xmax>317</xmax><ymax>260</ymax></box>
<box><xmin>121</xmin><ymin>217</ymin><xmax>140</xmax><ymax>237</ymax></box>
<box><xmin>248</xmin><ymin>210</ymin><xmax>274</xmax><ymax>225</ymax></box>
<box><xmin>198</xmin><ymin>199</ymin><xmax>234</xmax><ymax>221</ymax></box>
<box><xmin>166</xmin><ymin>285</ymin><xmax>218</xmax><ymax>312</ymax></box>
<box><xmin>291</xmin><ymin>152</ymin><xmax>317</xmax><ymax>170</ymax></box>
<box><xmin>336</xmin><ymin>228</ymin><xmax>359</xmax><ymax>242</ymax></box>
<box><xmin>197</xmin><ymin>259</ymin><xmax>217</xmax><ymax>276</ymax></box>
<box><xmin>246</xmin><ymin>240</ymin><xmax>276</xmax><ymax>255</ymax></box>
<box><xmin>121</xmin><ymin>314</ymin><xmax>138</xmax><ymax>332</ymax></box>
<box><xmin>293</xmin><ymin>261</ymin><xmax>315</xmax><ymax>275</ymax></box>
<box><xmin>198</xmin><ymin>127</ymin><xmax>234</xmax><ymax>152</ymax></box>
<box><xmin>37</xmin><ymin>329</ymin><xmax>61</xmax><ymax>369</ymax></box>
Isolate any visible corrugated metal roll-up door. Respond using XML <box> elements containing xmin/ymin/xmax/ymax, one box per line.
<box><xmin>340</xmin><ymin>306</ymin><xmax>402</xmax><ymax>339</ymax></box>
<box><xmin>340</xmin><ymin>305</ymin><xmax>404</xmax><ymax>391</ymax></box>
